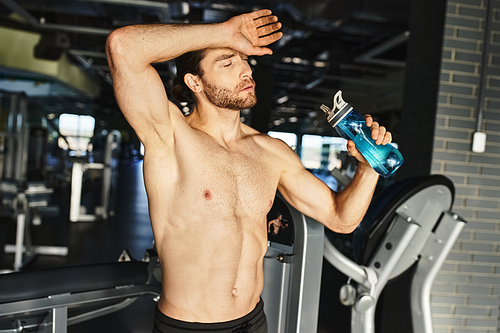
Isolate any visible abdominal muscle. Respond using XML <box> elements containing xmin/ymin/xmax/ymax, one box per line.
<box><xmin>151</xmin><ymin>191</ymin><xmax>270</xmax><ymax>323</ymax></box>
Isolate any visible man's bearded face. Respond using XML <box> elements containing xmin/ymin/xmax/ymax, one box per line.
<box><xmin>201</xmin><ymin>76</ymin><xmax>257</xmax><ymax>111</ymax></box>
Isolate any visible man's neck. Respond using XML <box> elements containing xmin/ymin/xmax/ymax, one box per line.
<box><xmin>187</xmin><ymin>104</ymin><xmax>243</xmax><ymax>148</ymax></box>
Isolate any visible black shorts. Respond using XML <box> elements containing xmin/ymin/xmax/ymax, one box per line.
<box><xmin>152</xmin><ymin>299</ymin><xmax>267</xmax><ymax>333</ymax></box>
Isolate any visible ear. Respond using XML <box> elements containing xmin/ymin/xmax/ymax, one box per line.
<box><xmin>184</xmin><ymin>74</ymin><xmax>202</xmax><ymax>93</ymax></box>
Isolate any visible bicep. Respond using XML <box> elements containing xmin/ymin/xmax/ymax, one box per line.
<box><xmin>276</xmin><ymin>145</ymin><xmax>338</xmax><ymax>226</ymax></box>
<box><xmin>106</xmin><ymin>32</ymin><xmax>177</xmax><ymax>144</ymax></box>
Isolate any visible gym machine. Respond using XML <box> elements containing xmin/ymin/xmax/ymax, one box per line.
<box><xmin>0</xmin><ymin>91</ymin><xmax>29</xmax><ymax>183</ymax></box>
<box><xmin>69</xmin><ymin>130</ymin><xmax>121</xmax><ymax>222</ymax></box>
<box><xmin>262</xmin><ymin>193</ymin><xmax>324</xmax><ymax>333</ymax></box>
<box><xmin>0</xmin><ymin>91</ymin><xmax>67</xmax><ymax>272</ymax></box>
<box><xmin>322</xmin><ymin>175</ymin><xmax>466</xmax><ymax>333</ymax></box>
<box><xmin>1</xmin><ymin>180</ymin><xmax>66</xmax><ymax>272</ymax></box>
<box><xmin>262</xmin><ymin>175</ymin><xmax>465</xmax><ymax>333</ymax></box>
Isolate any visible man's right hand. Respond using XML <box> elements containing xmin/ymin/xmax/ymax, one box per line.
<box><xmin>223</xmin><ymin>9</ymin><xmax>283</xmax><ymax>56</ymax></box>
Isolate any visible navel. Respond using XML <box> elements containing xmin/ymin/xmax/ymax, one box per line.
<box><xmin>203</xmin><ymin>189</ymin><xmax>212</xmax><ymax>201</ymax></box>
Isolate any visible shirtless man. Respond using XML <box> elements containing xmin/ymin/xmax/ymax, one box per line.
<box><xmin>268</xmin><ymin>214</ymin><xmax>287</xmax><ymax>235</ymax></box>
<box><xmin>106</xmin><ymin>9</ymin><xmax>392</xmax><ymax>333</ymax></box>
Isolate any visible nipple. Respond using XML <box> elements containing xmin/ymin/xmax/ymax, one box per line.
<box><xmin>232</xmin><ymin>288</ymin><xmax>238</xmax><ymax>297</ymax></box>
<box><xmin>203</xmin><ymin>190</ymin><xmax>212</xmax><ymax>201</ymax></box>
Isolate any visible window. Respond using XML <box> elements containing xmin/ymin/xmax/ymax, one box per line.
<box><xmin>301</xmin><ymin>135</ymin><xmax>323</xmax><ymax>169</ymax></box>
<box><xmin>300</xmin><ymin>135</ymin><xmax>347</xmax><ymax>170</ymax></box>
<box><xmin>58</xmin><ymin>113</ymin><xmax>95</xmax><ymax>153</ymax></box>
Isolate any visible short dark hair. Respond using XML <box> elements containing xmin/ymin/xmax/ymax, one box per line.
<box><xmin>171</xmin><ymin>49</ymin><xmax>207</xmax><ymax>103</ymax></box>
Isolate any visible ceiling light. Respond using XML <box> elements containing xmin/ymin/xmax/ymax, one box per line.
<box><xmin>273</xmin><ymin>92</ymin><xmax>289</xmax><ymax>105</ymax></box>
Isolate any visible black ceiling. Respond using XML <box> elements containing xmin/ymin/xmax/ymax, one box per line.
<box><xmin>0</xmin><ymin>0</ymin><xmax>412</xmax><ymax>135</ymax></box>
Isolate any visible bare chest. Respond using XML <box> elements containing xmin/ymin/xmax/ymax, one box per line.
<box><xmin>178</xmin><ymin>140</ymin><xmax>278</xmax><ymax>218</ymax></box>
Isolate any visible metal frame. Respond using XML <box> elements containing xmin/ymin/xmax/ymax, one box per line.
<box><xmin>0</xmin><ymin>284</ymin><xmax>160</xmax><ymax>333</ymax></box>
<box><xmin>262</xmin><ymin>195</ymin><xmax>324</xmax><ymax>333</ymax></box>
<box><xmin>2</xmin><ymin>182</ymin><xmax>68</xmax><ymax>271</ymax></box>
<box><xmin>0</xmin><ymin>250</ymin><xmax>161</xmax><ymax>333</ymax></box>
<box><xmin>2</xmin><ymin>92</ymin><xmax>28</xmax><ymax>182</ymax></box>
<box><xmin>69</xmin><ymin>130</ymin><xmax>120</xmax><ymax>222</ymax></box>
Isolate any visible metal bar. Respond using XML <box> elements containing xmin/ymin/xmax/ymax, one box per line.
<box><xmin>354</xmin><ymin>31</ymin><xmax>410</xmax><ymax>68</ymax></box>
<box><xmin>411</xmin><ymin>212</ymin><xmax>466</xmax><ymax>333</ymax></box>
<box><xmin>367</xmin><ymin>216</ymin><xmax>420</xmax><ymax>300</ymax></box>
<box><xmin>0</xmin><ymin>0</ymin><xmax>111</xmax><ymax>35</ymax></box>
<box><xmin>52</xmin><ymin>307</ymin><xmax>68</xmax><ymax>333</ymax></box>
<box><xmin>5</xmin><ymin>244</ymin><xmax>68</xmax><ymax>256</ymax></box>
<box><xmin>475</xmin><ymin>0</ymin><xmax>493</xmax><ymax>132</ymax></box>
<box><xmin>80</xmin><ymin>0</ymin><xmax>170</xmax><ymax>9</ymax></box>
<box><xmin>69</xmin><ymin>162</ymin><xmax>83</xmax><ymax>222</ymax></box>
<box><xmin>13</xmin><ymin>212</ymin><xmax>25</xmax><ymax>271</ymax></box>
<box><xmin>68</xmin><ymin>50</ymin><xmax>107</xmax><ymax>59</ymax></box>
<box><xmin>0</xmin><ymin>0</ymin><xmax>40</xmax><ymax>27</ymax></box>
<box><xmin>0</xmin><ymin>285</ymin><xmax>160</xmax><ymax>317</ymax></box>
<box><xmin>39</xmin><ymin>23</ymin><xmax>111</xmax><ymax>36</ymax></box>
<box><xmin>323</xmin><ymin>238</ymin><xmax>369</xmax><ymax>288</ymax></box>
<box><xmin>67</xmin><ymin>298</ymin><xmax>137</xmax><ymax>326</ymax></box>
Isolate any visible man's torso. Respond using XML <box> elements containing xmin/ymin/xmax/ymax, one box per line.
<box><xmin>143</xmin><ymin>116</ymin><xmax>284</xmax><ymax>322</ymax></box>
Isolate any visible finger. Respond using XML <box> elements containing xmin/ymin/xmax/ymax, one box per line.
<box><xmin>364</xmin><ymin>114</ymin><xmax>373</xmax><ymax>126</ymax></box>
<box><xmin>257</xmin><ymin>32</ymin><xmax>283</xmax><ymax>48</ymax></box>
<box><xmin>253</xmin><ymin>14</ymin><xmax>278</xmax><ymax>28</ymax></box>
<box><xmin>249</xmin><ymin>9</ymin><xmax>273</xmax><ymax>20</ymax></box>
<box><xmin>347</xmin><ymin>140</ymin><xmax>360</xmax><ymax>158</ymax></box>
<box><xmin>249</xmin><ymin>46</ymin><xmax>273</xmax><ymax>56</ymax></box>
<box><xmin>382</xmin><ymin>131</ymin><xmax>392</xmax><ymax>145</ymax></box>
<box><xmin>370</xmin><ymin>121</ymin><xmax>379</xmax><ymax>141</ymax></box>
<box><xmin>375</xmin><ymin>126</ymin><xmax>386</xmax><ymax>145</ymax></box>
<box><xmin>347</xmin><ymin>141</ymin><xmax>367</xmax><ymax>164</ymax></box>
<box><xmin>257</xmin><ymin>22</ymin><xmax>282</xmax><ymax>38</ymax></box>
<box><xmin>346</xmin><ymin>140</ymin><xmax>356</xmax><ymax>154</ymax></box>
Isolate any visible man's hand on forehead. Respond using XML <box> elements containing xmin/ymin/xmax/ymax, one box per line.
<box><xmin>225</xmin><ymin>9</ymin><xmax>283</xmax><ymax>57</ymax></box>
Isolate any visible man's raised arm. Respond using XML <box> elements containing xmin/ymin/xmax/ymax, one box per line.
<box><xmin>105</xmin><ymin>10</ymin><xmax>282</xmax><ymax>144</ymax></box>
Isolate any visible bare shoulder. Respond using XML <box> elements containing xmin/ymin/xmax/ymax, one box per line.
<box><xmin>241</xmin><ymin>125</ymin><xmax>299</xmax><ymax>162</ymax></box>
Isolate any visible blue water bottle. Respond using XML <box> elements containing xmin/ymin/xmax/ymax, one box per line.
<box><xmin>320</xmin><ymin>90</ymin><xmax>404</xmax><ymax>178</ymax></box>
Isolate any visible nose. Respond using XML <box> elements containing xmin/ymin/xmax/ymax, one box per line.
<box><xmin>240</xmin><ymin>58</ymin><xmax>252</xmax><ymax>80</ymax></box>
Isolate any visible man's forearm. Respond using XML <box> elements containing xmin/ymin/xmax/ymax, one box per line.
<box><xmin>334</xmin><ymin>163</ymin><xmax>379</xmax><ymax>232</ymax></box>
<box><xmin>106</xmin><ymin>22</ymin><xmax>229</xmax><ymax>69</ymax></box>
<box><xmin>106</xmin><ymin>10</ymin><xmax>282</xmax><ymax>71</ymax></box>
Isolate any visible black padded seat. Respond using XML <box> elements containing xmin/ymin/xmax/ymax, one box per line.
<box><xmin>0</xmin><ymin>261</ymin><xmax>149</xmax><ymax>304</ymax></box>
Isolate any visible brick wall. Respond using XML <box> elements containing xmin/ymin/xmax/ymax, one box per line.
<box><xmin>430</xmin><ymin>0</ymin><xmax>500</xmax><ymax>332</ymax></box>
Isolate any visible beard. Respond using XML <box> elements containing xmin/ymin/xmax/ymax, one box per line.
<box><xmin>201</xmin><ymin>77</ymin><xmax>257</xmax><ymax>111</ymax></box>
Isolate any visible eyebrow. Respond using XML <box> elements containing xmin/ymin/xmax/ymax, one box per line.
<box><xmin>214</xmin><ymin>52</ymin><xmax>236</xmax><ymax>62</ymax></box>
